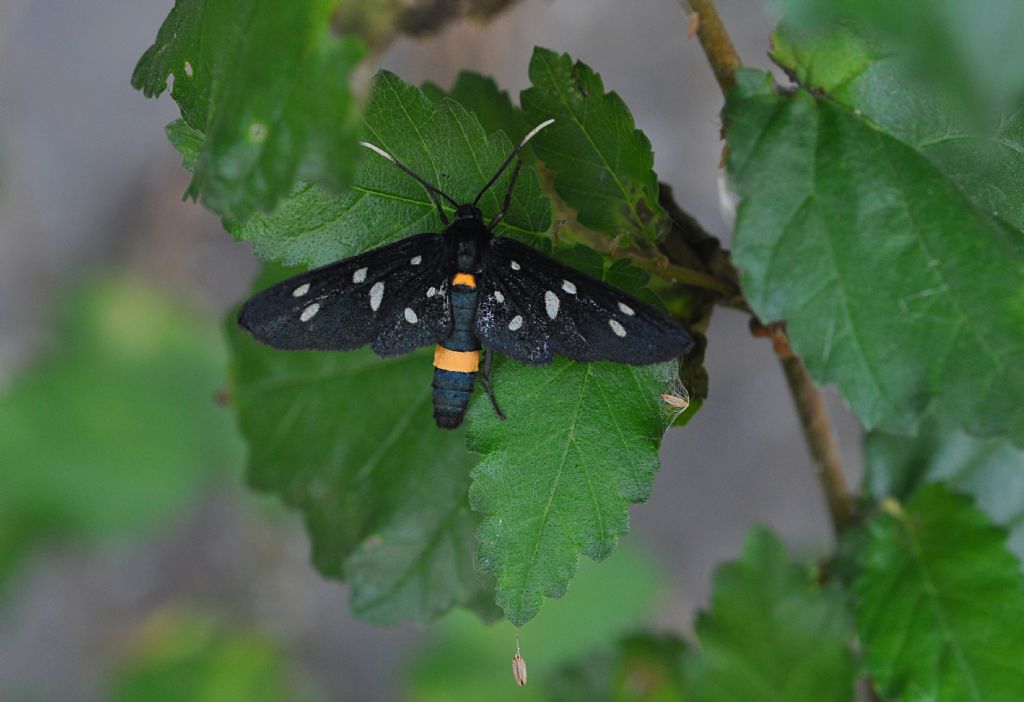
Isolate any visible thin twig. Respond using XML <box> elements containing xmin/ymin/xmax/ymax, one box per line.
<box><xmin>751</xmin><ymin>321</ymin><xmax>854</xmax><ymax>536</ymax></box>
<box><xmin>685</xmin><ymin>0</ymin><xmax>743</xmax><ymax>96</ymax></box>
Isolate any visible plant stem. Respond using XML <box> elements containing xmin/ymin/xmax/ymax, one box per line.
<box><xmin>685</xmin><ymin>0</ymin><xmax>743</xmax><ymax>96</ymax></box>
<box><xmin>752</xmin><ymin>321</ymin><xmax>854</xmax><ymax>535</ymax></box>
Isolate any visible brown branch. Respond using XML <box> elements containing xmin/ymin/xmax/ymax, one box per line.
<box><xmin>685</xmin><ymin>0</ymin><xmax>743</xmax><ymax>96</ymax></box>
<box><xmin>751</xmin><ymin>321</ymin><xmax>854</xmax><ymax>536</ymax></box>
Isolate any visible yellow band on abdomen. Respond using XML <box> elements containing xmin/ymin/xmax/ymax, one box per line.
<box><xmin>452</xmin><ymin>272</ymin><xmax>476</xmax><ymax>288</ymax></box>
<box><xmin>434</xmin><ymin>345</ymin><xmax>480</xmax><ymax>372</ymax></box>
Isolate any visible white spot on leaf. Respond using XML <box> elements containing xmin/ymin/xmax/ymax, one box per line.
<box><xmin>561</xmin><ymin>280</ymin><xmax>577</xmax><ymax>294</ymax></box>
<box><xmin>248</xmin><ymin>122</ymin><xmax>268</xmax><ymax>143</ymax></box>
<box><xmin>410</xmin><ymin>255</ymin><xmax>422</xmax><ymax>265</ymax></box>
<box><xmin>300</xmin><ymin>303</ymin><xmax>320</xmax><ymax>322</ymax></box>
<box><xmin>618</xmin><ymin>302</ymin><xmax>635</xmax><ymax>316</ymax></box>
<box><xmin>510</xmin><ymin>260</ymin><xmax>521</xmax><ymax>271</ymax></box>
<box><xmin>545</xmin><ymin>291</ymin><xmax>560</xmax><ymax>319</ymax></box>
<box><xmin>370</xmin><ymin>281</ymin><xmax>385</xmax><ymax>311</ymax></box>
<box><xmin>508</xmin><ymin>315</ymin><xmax>523</xmax><ymax>331</ymax></box>
<box><xmin>609</xmin><ymin>319</ymin><xmax>627</xmax><ymax>337</ymax></box>
<box><xmin>292</xmin><ymin>283</ymin><xmax>310</xmax><ymax>297</ymax></box>
<box><xmin>353</xmin><ymin>267</ymin><xmax>368</xmax><ymax>284</ymax></box>
<box><xmin>404</xmin><ymin>307</ymin><xmax>418</xmax><ymax>323</ymax></box>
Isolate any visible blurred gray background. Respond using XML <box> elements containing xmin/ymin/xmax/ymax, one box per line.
<box><xmin>0</xmin><ymin>0</ymin><xmax>863</xmax><ymax>699</ymax></box>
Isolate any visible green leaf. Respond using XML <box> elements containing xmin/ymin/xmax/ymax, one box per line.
<box><xmin>110</xmin><ymin>613</ymin><xmax>318</xmax><ymax>702</ymax></box>
<box><xmin>466</xmin><ymin>357</ymin><xmax>677</xmax><ymax>626</ymax></box>
<box><xmin>227</xmin><ymin>268</ymin><xmax>492</xmax><ymax>624</ymax></box>
<box><xmin>725</xmin><ymin>68</ymin><xmax>1024</xmax><ymax>443</ymax></box>
<box><xmin>522</xmin><ymin>47</ymin><xmax>668</xmax><ymax>243</ymax></box>
<box><xmin>855</xmin><ymin>485</ymin><xmax>1024</xmax><ymax>701</ymax></box>
<box><xmin>0</xmin><ymin>279</ymin><xmax>243</xmax><ymax>584</ymax></box>
<box><xmin>407</xmin><ymin>544</ymin><xmax>662</xmax><ymax>702</ymax></box>
<box><xmin>549</xmin><ymin>633</ymin><xmax>687</xmax><ymax>702</ymax></box>
<box><xmin>865</xmin><ymin>417</ymin><xmax>1024</xmax><ymax>558</ymax></box>
<box><xmin>682</xmin><ymin>528</ymin><xmax>855</xmax><ymax>702</ymax></box>
<box><xmin>424</xmin><ymin>71</ymin><xmax>529</xmax><ymax>143</ymax></box>
<box><xmin>227</xmin><ymin>71</ymin><xmax>551</xmax><ymax>267</ymax></box>
<box><xmin>773</xmin><ymin>0</ymin><xmax>1024</xmax><ymax>117</ymax></box>
<box><xmin>132</xmin><ymin>0</ymin><xmax>365</xmax><ymax>221</ymax></box>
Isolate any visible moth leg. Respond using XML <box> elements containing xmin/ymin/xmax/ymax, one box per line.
<box><xmin>479</xmin><ymin>347</ymin><xmax>507</xmax><ymax>421</ymax></box>
<box><xmin>487</xmin><ymin>160</ymin><xmax>522</xmax><ymax>231</ymax></box>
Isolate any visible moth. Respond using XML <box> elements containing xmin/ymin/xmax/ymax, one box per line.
<box><xmin>238</xmin><ymin>119</ymin><xmax>695</xmax><ymax>429</ymax></box>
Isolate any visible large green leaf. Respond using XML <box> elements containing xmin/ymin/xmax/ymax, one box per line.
<box><xmin>0</xmin><ymin>280</ymin><xmax>243</xmax><ymax>584</ymax></box>
<box><xmin>227</xmin><ymin>269</ymin><xmax>493</xmax><ymax>624</ymax></box>
<box><xmin>725</xmin><ymin>68</ymin><xmax>1024</xmax><ymax>444</ymax></box>
<box><xmin>521</xmin><ymin>48</ymin><xmax>668</xmax><ymax>244</ymax></box>
<box><xmin>681</xmin><ymin>528</ymin><xmax>855</xmax><ymax>702</ymax></box>
<box><xmin>423</xmin><ymin>71</ymin><xmax>529</xmax><ymax>144</ymax></box>
<box><xmin>773</xmin><ymin>0</ymin><xmax>1024</xmax><ymax>116</ymax></box>
<box><xmin>855</xmin><ymin>485</ymin><xmax>1024</xmax><ymax>701</ymax></box>
<box><xmin>865</xmin><ymin>417</ymin><xmax>1024</xmax><ymax>557</ymax></box>
<box><xmin>466</xmin><ymin>357</ymin><xmax>677</xmax><ymax>626</ymax></box>
<box><xmin>228</xmin><ymin>71</ymin><xmax>551</xmax><ymax>267</ymax></box>
<box><xmin>132</xmin><ymin>0</ymin><xmax>365</xmax><ymax>221</ymax></box>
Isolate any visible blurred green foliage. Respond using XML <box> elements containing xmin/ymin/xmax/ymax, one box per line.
<box><xmin>109</xmin><ymin>611</ymin><xmax>319</xmax><ymax>702</ymax></box>
<box><xmin>0</xmin><ymin>279</ymin><xmax>243</xmax><ymax>588</ymax></box>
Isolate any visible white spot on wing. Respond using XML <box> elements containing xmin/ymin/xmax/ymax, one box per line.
<box><xmin>300</xmin><ymin>303</ymin><xmax>320</xmax><ymax>322</ymax></box>
<box><xmin>426</xmin><ymin>286</ymin><xmax>437</xmax><ymax>298</ymax></box>
<box><xmin>494</xmin><ymin>290</ymin><xmax>504</xmax><ymax>303</ymax></box>
<box><xmin>353</xmin><ymin>267</ymin><xmax>368</xmax><ymax>284</ymax></box>
<box><xmin>510</xmin><ymin>260</ymin><xmax>521</xmax><ymax>271</ymax></box>
<box><xmin>618</xmin><ymin>302</ymin><xmax>635</xmax><ymax>316</ymax></box>
<box><xmin>410</xmin><ymin>255</ymin><xmax>422</xmax><ymax>265</ymax></box>
<box><xmin>545</xmin><ymin>291</ymin><xmax>560</xmax><ymax>319</ymax></box>
<box><xmin>404</xmin><ymin>307</ymin><xmax>418</xmax><ymax>323</ymax></box>
<box><xmin>508</xmin><ymin>315</ymin><xmax>523</xmax><ymax>331</ymax></box>
<box><xmin>292</xmin><ymin>283</ymin><xmax>310</xmax><ymax>297</ymax></box>
<box><xmin>609</xmin><ymin>319</ymin><xmax>627</xmax><ymax>337</ymax></box>
<box><xmin>369</xmin><ymin>281</ymin><xmax>385</xmax><ymax>311</ymax></box>
<box><xmin>561</xmin><ymin>280</ymin><xmax>577</xmax><ymax>294</ymax></box>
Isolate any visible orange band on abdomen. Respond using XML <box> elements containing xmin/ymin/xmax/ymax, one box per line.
<box><xmin>434</xmin><ymin>345</ymin><xmax>480</xmax><ymax>372</ymax></box>
<box><xmin>452</xmin><ymin>272</ymin><xmax>476</xmax><ymax>288</ymax></box>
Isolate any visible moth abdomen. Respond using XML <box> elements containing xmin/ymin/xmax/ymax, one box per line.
<box><xmin>431</xmin><ymin>365</ymin><xmax>477</xmax><ymax>429</ymax></box>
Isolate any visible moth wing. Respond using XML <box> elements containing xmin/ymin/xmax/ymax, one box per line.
<box><xmin>238</xmin><ymin>233</ymin><xmax>452</xmax><ymax>356</ymax></box>
<box><xmin>475</xmin><ymin>237</ymin><xmax>693</xmax><ymax>365</ymax></box>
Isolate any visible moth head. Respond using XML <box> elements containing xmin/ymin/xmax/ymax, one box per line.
<box><xmin>454</xmin><ymin>204</ymin><xmax>483</xmax><ymax>222</ymax></box>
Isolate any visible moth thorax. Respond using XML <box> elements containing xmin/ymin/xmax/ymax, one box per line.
<box><xmin>456</xmin><ymin>238</ymin><xmax>478</xmax><ymax>270</ymax></box>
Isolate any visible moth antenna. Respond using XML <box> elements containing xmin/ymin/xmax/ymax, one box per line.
<box><xmin>472</xmin><ymin>118</ymin><xmax>555</xmax><ymax>207</ymax></box>
<box><xmin>360</xmin><ymin>141</ymin><xmax>460</xmax><ymax>211</ymax></box>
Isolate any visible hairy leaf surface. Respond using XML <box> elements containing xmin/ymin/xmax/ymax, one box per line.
<box><xmin>466</xmin><ymin>357</ymin><xmax>676</xmax><ymax>625</ymax></box>
<box><xmin>856</xmin><ymin>486</ymin><xmax>1024</xmax><ymax>701</ymax></box>
<box><xmin>682</xmin><ymin>528</ymin><xmax>855</xmax><ymax>702</ymax></box>
<box><xmin>133</xmin><ymin>0</ymin><xmax>365</xmax><ymax>222</ymax></box>
<box><xmin>726</xmin><ymin>68</ymin><xmax>1024</xmax><ymax>443</ymax></box>
<box><xmin>228</xmin><ymin>267</ymin><xmax>493</xmax><ymax>623</ymax></box>
<box><xmin>228</xmin><ymin>71</ymin><xmax>550</xmax><ymax>267</ymax></box>
<box><xmin>522</xmin><ymin>48</ymin><xmax>668</xmax><ymax>243</ymax></box>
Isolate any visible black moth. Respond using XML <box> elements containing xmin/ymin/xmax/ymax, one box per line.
<box><xmin>238</xmin><ymin>119</ymin><xmax>695</xmax><ymax>429</ymax></box>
